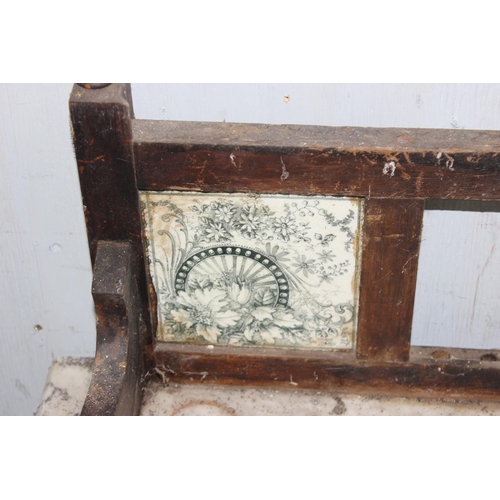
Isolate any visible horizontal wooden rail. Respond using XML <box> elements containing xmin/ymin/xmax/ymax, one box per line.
<box><xmin>132</xmin><ymin>119</ymin><xmax>500</xmax><ymax>200</ymax></box>
<box><xmin>155</xmin><ymin>344</ymin><xmax>500</xmax><ymax>402</ymax></box>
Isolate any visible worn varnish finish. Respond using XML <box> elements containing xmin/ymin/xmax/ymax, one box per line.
<box><xmin>71</xmin><ymin>86</ymin><xmax>500</xmax><ymax>413</ymax></box>
<box><xmin>356</xmin><ymin>199</ymin><xmax>424</xmax><ymax>362</ymax></box>
<box><xmin>133</xmin><ymin>120</ymin><xmax>500</xmax><ymax>200</ymax></box>
<box><xmin>81</xmin><ymin>242</ymin><xmax>144</xmax><ymax>415</ymax></box>
<box><xmin>69</xmin><ymin>84</ymin><xmax>155</xmax><ymax>364</ymax></box>
<box><xmin>70</xmin><ymin>84</ymin><xmax>138</xmax><ymax>263</ymax></box>
<box><xmin>155</xmin><ymin>344</ymin><xmax>500</xmax><ymax>402</ymax></box>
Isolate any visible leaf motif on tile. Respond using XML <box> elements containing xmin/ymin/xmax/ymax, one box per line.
<box><xmin>141</xmin><ymin>192</ymin><xmax>362</xmax><ymax>350</ymax></box>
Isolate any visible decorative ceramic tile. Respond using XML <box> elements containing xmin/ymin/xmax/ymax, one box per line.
<box><xmin>140</xmin><ymin>192</ymin><xmax>363</xmax><ymax>350</ymax></box>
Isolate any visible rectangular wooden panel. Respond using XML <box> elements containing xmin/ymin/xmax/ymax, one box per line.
<box><xmin>356</xmin><ymin>199</ymin><xmax>425</xmax><ymax>362</ymax></box>
<box><xmin>133</xmin><ymin>120</ymin><xmax>500</xmax><ymax>200</ymax></box>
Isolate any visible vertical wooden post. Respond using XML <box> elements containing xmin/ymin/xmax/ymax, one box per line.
<box><xmin>356</xmin><ymin>198</ymin><xmax>425</xmax><ymax>362</ymax></box>
<box><xmin>69</xmin><ymin>84</ymin><xmax>154</xmax><ymax>371</ymax></box>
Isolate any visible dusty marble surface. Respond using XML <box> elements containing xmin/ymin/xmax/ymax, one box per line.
<box><xmin>141</xmin><ymin>192</ymin><xmax>363</xmax><ymax>350</ymax></box>
<box><xmin>36</xmin><ymin>357</ymin><xmax>93</xmax><ymax>416</ymax></box>
<box><xmin>36</xmin><ymin>358</ymin><xmax>500</xmax><ymax>416</ymax></box>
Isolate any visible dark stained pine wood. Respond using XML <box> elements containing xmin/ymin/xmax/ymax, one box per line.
<box><xmin>81</xmin><ymin>241</ymin><xmax>144</xmax><ymax>415</ymax></box>
<box><xmin>155</xmin><ymin>343</ymin><xmax>500</xmax><ymax>402</ymax></box>
<box><xmin>356</xmin><ymin>198</ymin><xmax>424</xmax><ymax>362</ymax></box>
<box><xmin>69</xmin><ymin>84</ymin><xmax>155</xmax><ymax>363</ymax></box>
<box><xmin>132</xmin><ymin>120</ymin><xmax>500</xmax><ymax>200</ymax></box>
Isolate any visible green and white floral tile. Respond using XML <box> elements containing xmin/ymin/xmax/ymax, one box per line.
<box><xmin>140</xmin><ymin>192</ymin><xmax>363</xmax><ymax>350</ymax></box>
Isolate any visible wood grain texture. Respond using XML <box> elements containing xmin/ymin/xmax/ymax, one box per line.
<box><xmin>155</xmin><ymin>343</ymin><xmax>500</xmax><ymax>402</ymax></box>
<box><xmin>356</xmin><ymin>199</ymin><xmax>424</xmax><ymax>362</ymax></box>
<box><xmin>133</xmin><ymin>119</ymin><xmax>500</xmax><ymax>152</ymax></box>
<box><xmin>69</xmin><ymin>84</ymin><xmax>155</xmax><ymax>359</ymax></box>
<box><xmin>133</xmin><ymin>120</ymin><xmax>500</xmax><ymax>200</ymax></box>
<box><xmin>70</xmin><ymin>84</ymin><xmax>138</xmax><ymax>263</ymax></box>
<box><xmin>82</xmin><ymin>241</ymin><xmax>144</xmax><ymax>416</ymax></box>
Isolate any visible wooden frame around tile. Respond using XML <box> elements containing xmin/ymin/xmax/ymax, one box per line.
<box><xmin>70</xmin><ymin>84</ymin><xmax>500</xmax><ymax>414</ymax></box>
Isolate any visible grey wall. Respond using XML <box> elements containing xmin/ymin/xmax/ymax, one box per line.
<box><xmin>1</xmin><ymin>84</ymin><xmax>96</xmax><ymax>415</ymax></box>
<box><xmin>2</xmin><ymin>83</ymin><xmax>500</xmax><ymax>415</ymax></box>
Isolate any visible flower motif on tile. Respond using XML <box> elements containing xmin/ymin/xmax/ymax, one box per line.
<box><xmin>235</xmin><ymin>204</ymin><xmax>266</xmax><ymax>239</ymax></box>
<box><xmin>213</xmin><ymin>203</ymin><xmax>237</xmax><ymax>224</ymax></box>
<box><xmin>292</xmin><ymin>255</ymin><xmax>317</xmax><ymax>278</ymax></box>
<box><xmin>228</xmin><ymin>277</ymin><xmax>254</xmax><ymax>306</ymax></box>
<box><xmin>265</xmin><ymin>242</ymin><xmax>291</xmax><ymax>264</ymax></box>
<box><xmin>317</xmin><ymin>249</ymin><xmax>335</xmax><ymax>264</ymax></box>
<box><xmin>170</xmin><ymin>289</ymin><xmax>241</xmax><ymax>343</ymax></box>
<box><xmin>319</xmin><ymin>208</ymin><xmax>356</xmax><ymax>251</ymax></box>
<box><xmin>271</xmin><ymin>214</ymin><xmax>298</xmax><ymax>242</ymax></box>
<box><xmin>243</xmin><ymin>307</ymin><xmax>303</xmax><ymax>344</ymax></box>
<box><xmin>141</xmin><ymin>192</ymin><xmax>362</xmax><ymax>350</ymax></box>
<box><xmin>201</xmin><ymin>220</ymin><xmax>232</xmax><ymax>243</ymax></box>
